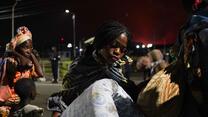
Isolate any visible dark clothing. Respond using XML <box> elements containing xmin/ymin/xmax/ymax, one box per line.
<box><xmin>123</xmin><ymin>63</ymin><xmax>132</xmax><ymax>80</ymax></box>
<box><xmin>173</xmin><ymin>12</ymin><xmax>208</xmax><ymax>117</ymax></box>
<box><xmin>50</xmin><ymin>52</ymin><xmax>60</xmax><ymax>82</ymax></box>
<box><xmin>62</xmin><ymin>52</ymin><xmax>138</xmax><ymax>104</ymax></box>
<box><xmin>47</xmin><ymin>52</ymin><xmax>139</xmax><ymax>113</ymax></box>
<box><xmin>143</xmin><ymin>68</ymin><xmax>151</xmax><ymax>80</ymax></box>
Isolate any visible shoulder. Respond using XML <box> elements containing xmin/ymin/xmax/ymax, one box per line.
<box><xmin>185</xmin><ymin>15</ymin><xmax>208</xmax><ymax>33</ymax></box>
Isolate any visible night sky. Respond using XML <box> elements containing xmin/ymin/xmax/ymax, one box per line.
<box><xmin>0</xmin><ymin>0</ymin><xmax>188</xmax><ymax>53</ymax></box>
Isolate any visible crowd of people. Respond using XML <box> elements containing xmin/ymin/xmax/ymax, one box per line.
<box><xmin>136</xmin><ymin>49</ymin><xmax>169</xmax><ymax>80</ymax></box>
<box><xmin>1</xmin><ymin>0</ymin><xmax>208</xmax><ymax>117</ymax></box>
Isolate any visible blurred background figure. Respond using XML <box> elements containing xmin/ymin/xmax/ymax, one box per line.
<box><xmin>147</xmin><ymin>49</ymin><xmax>169</xmax><ymax>75</ymax></box>
<box><xmin>49</xmin><ymin>46</ymin><xmax>60</xmax><ymax>83</ymax></box>
<box><xmin>136</xmin><ymin>49</ymin><xmax>168</xmax><ymax>80</ymax></box>
<box><xmin>136</xmin><ymin>55</ymin><xmax>152</xmax><ymax>80</ymax></box>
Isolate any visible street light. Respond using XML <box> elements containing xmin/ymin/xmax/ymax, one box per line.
<box><xmin>12</xmin><ymin>0</ymin><xmax>21</xmax><ymax>38</ymax></box>
<box><xmin>65</xmin><ymin>9</ymin><xmax>76</xmax><ymax>59</ymax></box>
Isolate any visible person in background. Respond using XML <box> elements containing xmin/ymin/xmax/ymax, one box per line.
<box><xmin>49</xmin><ymin>46</ymin><xmax>60</xmax><ymax>83</ymax></box>
<box><xmin>0</xmin><ymin>26</ymin><xmax>43</xmax><ymax>116</ymax></box>
<box><xmin>147</xmin><ymin>49</ymin><xmax>169</xmax><ymax>76</ymax></box>
<box><xmin>136</xmin><ymin>55</ymin><xmax>152</xmax><ymax>80</ymax></box>
<box><xmin>9</xmin><ymin>78</ymin><xmax>44</xmax><ymax>117</ymax></box>
<box><xmin>136</xmin><ymin>49</ymin><xmax>168</xmax><ymax>80</ymax></box>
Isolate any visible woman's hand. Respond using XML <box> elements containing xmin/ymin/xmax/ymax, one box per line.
<box><xmin>30</xmin><ymin>53</ymin><xmax>44</xmax><ymax>78</ymax></box>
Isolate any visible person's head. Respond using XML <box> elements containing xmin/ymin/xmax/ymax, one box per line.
<box><xmin>136</xmin><ymin>56</ymin><xmax>151</xmax><ymax>70</ymax></box>
<box><xmin>7</xmin><ymin>26</ymin><xmax>33</xmax><ymax>58</ymax></box>
<box><xmin>14</xmin><ymin>78</ymin><xmax>36</xmax><ymax>101</ymax></box>
<box><xmin>15</xmin><ymin>40</ymin><xmax>33</xmax><ymax>58</ymax></box>
<box><xmin>93</xmin><ymin>20</ymin><xmax>132</xmax><ymax>64</ymax></box>
<box><xmin>147</xmin><ymin>49</ymin><xmax>164</xmax><ymax>62</ymax></box>
<box><xmin>51</xmin><ymin>46</ymin><xmax>57</xmax><ymax>52</ymax></box>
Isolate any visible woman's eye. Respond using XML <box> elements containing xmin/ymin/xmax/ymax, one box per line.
<box><xmin>111</xmin><ymin>42</ymin><xmax>127</xmax><ymax>53</ymax></box>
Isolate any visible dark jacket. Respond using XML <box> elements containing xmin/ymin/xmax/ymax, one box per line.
<box><xmin>62</xmin><ymin>52</ymin><xmax>138</xmax><ymax>105</ymax></box>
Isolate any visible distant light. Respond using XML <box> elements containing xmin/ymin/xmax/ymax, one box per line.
<box><xmin>65</xmin><ymin>9</ymin><xmax>70</xmax><ymax>13</ymax></box>
<box><xmin>142</xmin><ymin>44</ymin><xmax>146</xmax><ymax>48</ymax></box>
<box><xmin>60</xmin><ymin>37</ymin><xmax>64</xmax><ymax>43</ymax></box>
<box><xmin>147</xmin><ymin>43</ymin><xmax>153</xmax><ymax>48</ymax></box>
<box><xmin>79</xmin><ymin>48</ymin><xmax>83</xmax><ymax>52</ymax></box>
<box><xmin>136</xmin><ymin>45</ymin><xmax>140</xmax><ymax>49</ymax></box>
<box><xmin>67</xmin><ymin>43</ymin><xmax>72</xmax><ymax>48</ymax></box>
<box><xmin>75</xmin><ymin>46</ymin><xmax>78</xmax><ymax>49</ymax></box>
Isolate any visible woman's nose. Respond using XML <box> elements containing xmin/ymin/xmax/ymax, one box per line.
<box><xmin>114</xmin><ymin>48</ymin><xmax>121</xmax><ymax>55</ymax></box>
<box><xmin>27</xmin><ymin>49</ymin><xmax>32</xmax><ymax>54</ymax></box>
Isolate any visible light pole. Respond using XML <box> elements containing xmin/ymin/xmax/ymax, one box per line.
<box><xmin>65</xmin><ymin>9</ymin><xmax>76</xmax><ymax>59</ymax></box>
<box><xmin>12</xmin><ymin>0</ymin><xmax>17</xmax><ymax>38</ymax></box>
<box><xmin>12</xmin><ymin>0</ymin><xmax>21</xmax><ymax>38</ymax></box>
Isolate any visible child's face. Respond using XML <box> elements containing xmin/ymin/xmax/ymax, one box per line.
<box><xmin>17</xmin><ymin>40</ymin><xmax>33</xmax><ymax>58</ymax></box>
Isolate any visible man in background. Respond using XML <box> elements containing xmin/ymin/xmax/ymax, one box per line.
<box><xmin>50</xmin><ymin>46</ymin><xmax>60</xmax><ymax>83</ymax></box>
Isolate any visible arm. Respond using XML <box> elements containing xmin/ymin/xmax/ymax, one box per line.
<box><xmin>30</xmin><ymin>53</ymin><xmax>44</xmax><ymax>78</ymax></box>
<box><xmin>6</xmin><ymin>51</ymin><xmax>33</xmax><ymax>68</ymax></box>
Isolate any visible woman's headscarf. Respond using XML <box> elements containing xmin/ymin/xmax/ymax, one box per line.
<box><xmin>6</xmin><ymin>26</ymin><xmax>32</xmax><ymax>51</ymax></box>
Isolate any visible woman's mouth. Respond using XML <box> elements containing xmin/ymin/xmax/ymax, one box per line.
<box><xmin>111</xmin><ymin>56</ymin><xmax>119</xmax><ymax>61</ymax></box>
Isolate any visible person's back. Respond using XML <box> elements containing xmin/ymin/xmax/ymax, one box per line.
<box><xmin>9</xmin><ymin>78</ymin><xmax>43</xmax><ymax>117</ymax></box>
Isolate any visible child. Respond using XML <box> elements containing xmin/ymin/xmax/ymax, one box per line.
<box><xmin>9</xmin><ymin>78</ymin><xmax>43</xmax><ymax>117</ymax></box>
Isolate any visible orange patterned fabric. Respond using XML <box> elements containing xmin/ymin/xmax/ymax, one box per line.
<box><xmin>13</xmin><ymin>71</ymin><xmax>31</xmax><ymax>83</ymax></box>
<box><xmin>0</xmin><ymin>86</ymin><xmax>12</xmax><ymax>102</ymax></box>
<box><xmin>0</xmin><ymin>62</ymin><xmax>35</xmax><ymax>104</ymax></box>
<box><xmin>13</xmin><ymin>65</ymin><xmax>37</xmax><ymax>83</ymax></box>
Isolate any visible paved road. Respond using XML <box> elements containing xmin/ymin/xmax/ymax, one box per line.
<box><xmin>31</xmin><ymin>72</ymin><xmax>144</xmax><ymax>117</ymax></box>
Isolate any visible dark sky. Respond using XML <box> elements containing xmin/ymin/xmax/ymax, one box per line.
<box><xmin>0</xmin><ymin>0</ymin><xmax>188</xmax><ymax>52</ymax></box>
